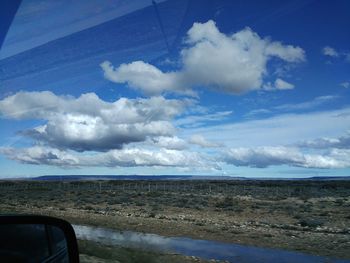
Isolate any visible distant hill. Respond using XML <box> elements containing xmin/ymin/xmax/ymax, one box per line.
<box><xmin>298</xmin><ymin>176</ymin><xmax>350</xmax><ymax>181</ymax></box>
<box><xmin>29</xmin><ymin>175</ymin><xmax>240</xmax><ymax>181</ymax></box>
<box><xmin>23</xmin><ymin>175</ymin><xmax>350</xmax><ymax>181</ymax></box>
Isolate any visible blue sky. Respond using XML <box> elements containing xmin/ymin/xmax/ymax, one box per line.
<box><xmin>0</xmin><ymin>0</ymin><xmax>349</xmax><ymax>178</ymax></box>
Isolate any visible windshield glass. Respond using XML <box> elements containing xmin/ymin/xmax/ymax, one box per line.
<box><xmin>0</xmin><ymin>0</ymin><xmax>349</xmax><ymax>262</ymax></box>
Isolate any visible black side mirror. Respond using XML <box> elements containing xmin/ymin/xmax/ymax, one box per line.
<box><xmin>0</xmin><ymin>215</ymin><xmax>79</xmax><ymax>263</ymax></box>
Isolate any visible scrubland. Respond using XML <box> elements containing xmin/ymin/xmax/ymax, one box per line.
<box><xmin>0</xmin><ymin>180</ymin><xmax>349</xmax><ymax>261</ymax></box>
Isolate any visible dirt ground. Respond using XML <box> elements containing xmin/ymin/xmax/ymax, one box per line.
<box><xmin>0</xmin><ymin>180</ymin><xmax>349</xmax><ymax>261</ymax></box>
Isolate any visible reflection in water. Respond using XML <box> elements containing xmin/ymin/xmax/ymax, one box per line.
<box><xmin>74</xmin><ymin>225</ymin><xmax>171</xmax><ymax>252</ymax></box>
<box><xmin>73</xmin><ymin>225</ymin><xmax>350</xmax><ymax>263</ymax></box>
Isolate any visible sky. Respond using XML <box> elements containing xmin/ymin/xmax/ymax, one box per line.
<box><xmin>0</xmin><ymin>0</ymin><xmax>349</xmax><ymax>178</ymax></box>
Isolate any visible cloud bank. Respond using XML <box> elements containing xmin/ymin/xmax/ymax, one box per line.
<box><xmin>222</xmin><ymin>146</ymin><xmax>350</xmax><ymax>169</ymax></box>
<box><xmin>189</xmin><ymin>134</ymin><xmax>221</xmax><ymax>148</ymax></box>
<box><xmin>298</xmin><ymin>132</ymin><xmax>350</xmax><ymax>149</ymax></box>
<box><xmin>0</xmin><ymin>91</ymin><xmax>190</xmax><ymax>151</ymax></box>
<box><xmin>0</xmin><ymin>146</ymin><xmax>218</xmax><ymax>170</ymax></box>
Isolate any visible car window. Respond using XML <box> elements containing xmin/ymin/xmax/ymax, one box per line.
<box><xmin>0</xmin><ymin>1</ymin><xmax>349</xmax><ymax>262</ymax></box>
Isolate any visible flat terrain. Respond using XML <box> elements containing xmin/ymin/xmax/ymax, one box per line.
<box><xmin>0</xmin><ymin>180</ymin><xmax>349</xmax><ymax>261</ymax></box>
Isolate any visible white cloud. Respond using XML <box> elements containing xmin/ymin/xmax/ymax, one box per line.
<box><xmin>245</xmin><ymin>95</ymin><xmax>339</xmax><ymax>119</ymax></box>
<box><xmin>223</xmin><ymin>146</ymin><xmax>350</xmax><ymax>169</ymax></box>
<box><xmin>274</xmin><ymin>78</ymin><xmax>295</xmax><ymax>90</ymax></box>
<box><xmin>2</xmin><ymin>96</ymin><xmax>350</xmax><ymax>170</ymax></box>
<box><xmin>149</xmin><ymin>136</ymin><xmax>187</xmax><ymax>150</ymax></box>
<box><xmin>0</xmin><ymin>146</ymin><xmax>220</xmax><ymax>170</ymax></box>
<box><xmin>101</xmin><ymin>20</ymin><xmax>304</xmax><ymax>96</ymax></box>
<box><xmin>245</xmin><ymin>108</ymin><xmax>271</xmax><ymax>118</ymax></box>
<box><xmin>322</xmin><ymin>46</ymin><xmax>339</xmax><ymax>57</ymax></box>
<box><xmin>189</xmin><ymin>134</ymin><xmax>221</xmax><ymax>148</ymax></box>
<box><xmin>183</xmin><ymin>107</ymin><xmax>350</xmax><ymax>148</ymax></box>
<box><xmin>298</xmin><ymin>132</ymin><xmax>350</xmax><ymax>149</ymax></box>
<box><xmin>91</xmin><ymin>148</ymin><xmax>218</xmax><ymax>169</ymax></box>
<box><xmin>0</xmin><ymin>91</ymin><xmax>191</xmax><ymax>151</ymax></box>
<box><xmin>175</xmin><ymin>110</ymin><xmax>232</xmax><ymax>128</ymax></box>
<box><xmin>322</xmin><ymin>46</ymin><xmax>350</xmax><ymax>62</ymax></box>
<box><xmin>274</xmin><ymin>95</ymin><xmax>338</xmax><ymax>111</ymax></box>
<box><xmin>0</xmin><ymin>146</ymin><xmax>79</xmax><ymax>166</ymax></box>
<box><xmin>100</xmin><ymin>61</ymin><xmax>191</xmax><ymax>96</ymax></box>
<box><xmin>340</xmin><ymin>82</ymin><xmax>349</xmax><ymax>89</ymax></box>
<box><xmin>263</xmin><ymin>78</ymin><xmax>294</xmax><ymax>91</ymax></box>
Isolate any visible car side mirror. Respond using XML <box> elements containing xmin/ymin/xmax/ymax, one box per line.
<box><xmin>0</xmin><ymin>215</ymin><xmax>79</xmax><ymax>263</ymax></box>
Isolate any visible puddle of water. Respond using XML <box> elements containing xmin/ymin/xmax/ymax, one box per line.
<box><xmin>73</xmin><ymin>224</ymin><xmax>350</xmax><ymax>263</ymax></box>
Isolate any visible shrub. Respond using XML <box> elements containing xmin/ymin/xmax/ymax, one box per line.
<box><xmin>148</xmin><ymin>212</ymin><xmax>156</xmax><ymax>218</ymax></box>
<box><xmin>85</xmin><ymin>205</ymin><xmax>94</xmax><ymax>211</ymax></box>
<box><xmin>335</xmin><ymin>198</ymin><xmax>345</xmax><ymax>205</ymax></box>
<box><xmin>299</xmin><ymin>218</ymin><xmax>325</xmax><ymax>228</ymax></box>
<box><xmin>135</xmin><ymin>201</ymin><xmax>145</xmax><ymax>207</ymax></box>
<box><xmin>215</xmin><ymin>196</ymin><xmax>233</xmax><ymax>208</ymax></box>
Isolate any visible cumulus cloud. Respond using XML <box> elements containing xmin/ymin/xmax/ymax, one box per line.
<box><xmin>322</xmin><ymin>46</ymin><xmax>350</xmax><ymax>62</ymax></box>
<box><xmin>148</xmin><ymin>136</ymin><xmax>187</xmax><ymax>150</ymax></box>
<box><xmin>0</xmin><ymin>91</ymin><xmax>191</xmax><ymax>151</ymax></box>
<box><xmin>298</xmin><ymin>132</ymin><xmax>350</xmax><ymax>149</ymax></box>
<box><xmin>223</xmin><ymin>146</ymin><xmax>350</xmax><ymax>169</ymax></box>
<box><xmin>220</xmin><ymin>128</ymin><xmax>350</xmax><ymax>169</ymax></box>
<box><xmin>0</xmin><ymin>146</ymin><xmax>79</xmax><ymax>166</ymax></box>
<box><xmin>100</xmin><ymin>61</ymin><xmax>191</xmax><ymax>96</ymax></box>
<box><xmin>275</xmin><ymin>79</ymin><xmax>295</xmax><ymax>90</ymax></box>
<box><xmin>263</xmin><ymin>78</ymin><xmax>294</xmax><ymax>91</ymax></box>
<box><xmin>0</xmin><ymin>146</ymin><xmax>219</xmax><ymax>170</ymax></box>
<box><xmin>322</xmin><ymin>46</ymin><xmax>339</xmax><ymax>57</ymax></box>
<box><xmin>101</xmin><ymin>20</ymin><xmax>304</xmax><ymax>96</ymax></box>
<box><xmin>189</xmin><ymin>134</ymin><xmax>221</xmax><ymax>148</ymax></box>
